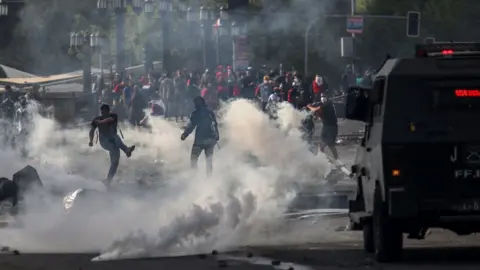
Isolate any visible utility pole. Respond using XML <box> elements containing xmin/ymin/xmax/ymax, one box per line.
<box><xmin>350</xmin><ymin>0</ymin><xmax>356</xmax><ymax>74</ymax></box>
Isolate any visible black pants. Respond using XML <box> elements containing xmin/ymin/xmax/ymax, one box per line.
<box><xmin>320</xmin><ymin>125</ymin><xmax>339</xmax><ymax>160</ymax></box>
<box><xmin>191</xmin><ymin>143</ymin><xmax>215</xmax><ymax>176</ymax></box>
<box><xmin>261</xmin><ymin>101</ymin><xmax>268</xmax><ymax>112</ymax></box>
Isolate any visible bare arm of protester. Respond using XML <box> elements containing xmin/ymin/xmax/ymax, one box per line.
<box><xmin>211</xmin><ymin>111</ymin><xmax>219</xmax><ymax>141</ymax></box>
<box><xmin>307</xmin><ymin>104</ymin><xmax>322</xmax><ymax>114</ymax></box>
<box><xmin>89</xmin><ymin>119</ymin><xmax>98</xmax><ymax>146</ymax></box>
<box><xmin>181</xmin><ymin>112</ymin><xmax>198</xmax><ymax>140</ymax></box>
<box><xmin>95</xmin><ymin>113</ymin><xmax>117</xmax><ymax>125</ymax></box>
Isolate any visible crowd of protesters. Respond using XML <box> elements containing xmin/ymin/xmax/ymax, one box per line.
<box><xmin>100</xmin><ymin>64</ymin><xmax>347</xmax><ymax>124</ymax></box>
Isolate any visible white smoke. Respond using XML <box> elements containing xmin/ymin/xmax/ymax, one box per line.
<box><xmin>0</xmin><ymin>99</ymin><xmax>333</xmax><ymax>259</ymax></box>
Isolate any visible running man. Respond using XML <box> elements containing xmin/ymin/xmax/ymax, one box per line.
<box><xmin>89</xmin><ymin>104</ymin><xmax>135</xmax><ymax>184</ymax></box>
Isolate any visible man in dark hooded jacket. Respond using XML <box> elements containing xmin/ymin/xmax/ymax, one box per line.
<box><xmin>181</xmin><ymin>96</ymin><xmax>219</xmax><ymax>176</ymax></box>
<box><xmin>128</xmin><ymin>85</ymin><xmax>147</xmax><ymax>126</ymax></box>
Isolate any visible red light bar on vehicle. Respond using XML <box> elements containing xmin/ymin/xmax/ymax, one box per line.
<box><xmin>415</xmin><ymin>42</ymin><xmax>480</xmax><ymax>58</ymax></box>
<box><xmin>455</xmin><ymin>89</ymin><xmax>480</xmax><ymax>97</ymax></box>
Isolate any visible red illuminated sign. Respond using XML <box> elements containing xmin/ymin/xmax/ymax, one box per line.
<box><xmin>455</xmin><ymin>89</ymin><xmax>480</xmax><ymax>97</ymax></box>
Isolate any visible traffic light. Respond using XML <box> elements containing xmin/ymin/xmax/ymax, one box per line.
<box><xmin>406</xmin><ymin>11</ymin><xmax>420</xmax><ymax>37</ymax></box>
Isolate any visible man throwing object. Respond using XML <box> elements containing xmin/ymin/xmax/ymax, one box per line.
<box><xmin>89</xmin><ymin>104</ymin><xmax>135</xmax><ymax>185</ymax></box>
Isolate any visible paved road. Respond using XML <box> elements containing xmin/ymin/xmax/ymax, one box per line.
<box><xmin>3</xmin><ymin>217</ymin><xmax>480</xmax><ymax>270</ymax></box>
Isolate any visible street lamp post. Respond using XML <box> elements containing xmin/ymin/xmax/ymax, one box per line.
<box><xmin>215</xmin><ymin>6</ymin><xmax>229</xmax><ymax>66</ymax></box>
<box><xmin>304</xmin><ymin>17</ymin><xmax>321</xmax><ymax>77</ymax></box>
<box><xmin>143</xmin><ymin>0</ymin><xmax>154</xmax><ymax>74</ymax></box>
<box><xmin>69</xmin><ymin>31</ymin><xmax>95</xmax><ymax>117</ymax></box>
<box><xmin>0</xmin><ymin>0</ymin><xmax>8</xmax><ymax>16</ymax></box>
<box><xmin>200</xmin><ymin>6</ymin><xmax>216</xmax><ymax>70</ymax></box>
<box><xmin>97</xmin><ymin>0</ymin><xmax>143</xmax><ymax>78</ymax></box>
<box><xmin>90</xmin><ymin>32</ymin><xmax>106</xmax><ymax>112</ymax></box>
<box><xmin>158</xmin><ymin>1</ymin><xmax>173</xmax><ymax>74</ymax></box>
<box><xmin>231</xmin><ymin>22</ymin><xmax>247</xmax><ymax>72</ymax></box>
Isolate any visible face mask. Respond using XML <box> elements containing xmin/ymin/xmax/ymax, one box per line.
<box><xmin>264</xmin><ymin>80</ymin><xmax>268</xmax><ymax>84</ymax></box>
<box><xmin>315</xmin><ymin>78</ymin><xmax>322</xmax><ymax>85</ymax></box>
<box><xmin>321</xmin><ymin>97</ymin><xmax>327</xmax><ymax>103</ymax></box>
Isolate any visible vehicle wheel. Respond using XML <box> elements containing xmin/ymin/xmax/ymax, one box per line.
<box><xmin>373</xmin><ymin>187</ymin><xmax>403</xmax><ymax>262</ymax></box>
<box><xmin>362</xmin><ymin>218</ymin><xmax>374</xmax><ymax>253</ymax></box>
<box><xmin>348</xmin><ymin>219</ymin><xmax>362</xmax><ymax>231</ymax></box>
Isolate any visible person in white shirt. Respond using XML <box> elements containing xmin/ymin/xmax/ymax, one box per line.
<box><xmin>266</xmin><ymin>87</ymin><xmax>282</xmax><ymax>119</ymax></box>
<box><xmin>268</xmin><ymin>88</ymin><xmax>282</xmax><ymax>103</ymax></box>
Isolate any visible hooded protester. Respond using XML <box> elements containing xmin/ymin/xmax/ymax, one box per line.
<box><xmin>89</xmin><ymin>104</ymin><xmax>135</xmax><ymax>185</ymax></box>
<box><xmin>181</xmin><ymin>96</ymin><xmax>219</xmax><ymax>176</ymax></box>
<box><xmin>128</xmin><ymin>85</ymin><xmax>147</xmax><ymax>126</ymax></box>
<box><xmin>239</xmin><ymin>68</ymin><xmax>256</xmax><ymax>99</ymax></box>
<box><xmin>256</xmin><ymin>75</ymin><xmax>273</xmax><ymax>112</ymax></box>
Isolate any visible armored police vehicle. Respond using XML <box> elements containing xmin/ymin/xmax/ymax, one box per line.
<box><xmin>346</xmin><ymin>42</ymin><xmax>480</xmax><ymax>262</ymax></box>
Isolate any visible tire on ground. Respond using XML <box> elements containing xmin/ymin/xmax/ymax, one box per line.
<box><xmin>362</xmin><ymin>218</ymin><xmax>374</xmax><ymax>253</ymax></box>
<box><xmin>373</xmin><ymin>185</ymin><xmax>403</xmax><ymax>262</ymax></box>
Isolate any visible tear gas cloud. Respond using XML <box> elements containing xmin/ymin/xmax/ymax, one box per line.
<box><xmin>0</xmin><ymin>100</ymin><xmax>337</xmax><ymax>260</ymax></box>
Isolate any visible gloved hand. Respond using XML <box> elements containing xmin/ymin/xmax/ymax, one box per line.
<box><xmin>180</xmin><ymin>133</ymin><xmax>187</xmax><ymax>141</ymax></box>
<box><xmin>88</xmin><ymin>141</ymin><xmax>93</xmax><ymax>147</ymax></box>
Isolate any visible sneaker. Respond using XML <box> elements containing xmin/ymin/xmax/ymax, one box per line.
<box><xmin>102</xmin><ymin>179</ymin><xmax>112</xmax><ymax>187</ymax></box>
<box><xmin>333</xmin><ymin>159</ymin><xmax>343</xmax><ymax>168</ymax></box>
<box><xmin>126</xmin><ymin>145</ymin><xmax>136</xmax><ymax>158</ymax></box>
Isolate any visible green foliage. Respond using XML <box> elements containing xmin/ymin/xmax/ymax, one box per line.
<box><xmin>358</xmin><ymin>0</ymin><xmax>480</xmax><ymax>66</ymax></box>
<box><xmin>2</xmin><ymin>0</ymin><xmax>480</xmax><ymax>76</ymax></box>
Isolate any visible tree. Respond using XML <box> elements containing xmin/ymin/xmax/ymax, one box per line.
<box><xmin>358</xmin><ymin>0</ymin><xmax>480</xmax><ymax>66</ymax></box>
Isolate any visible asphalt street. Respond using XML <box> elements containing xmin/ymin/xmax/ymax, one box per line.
<box><xmin>3</xmin><ymin>217</ymin><xmax>480</xmax><ymax>270</ymax></box>
<box><xmin>3</xmin><ymin>119</ymin><xmax>480</xmax><ymax>269</ymax></box>
<box><xmin>0</xmin><ymin>119</ymin><xmax>367</xmax><ymax>270</ymax></box>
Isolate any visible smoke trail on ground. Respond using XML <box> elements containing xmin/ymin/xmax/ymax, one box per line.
<box><xmin>0</xmin><ymin>99</ymin><xmax>332</xmax><ymax>259</ymax></box>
